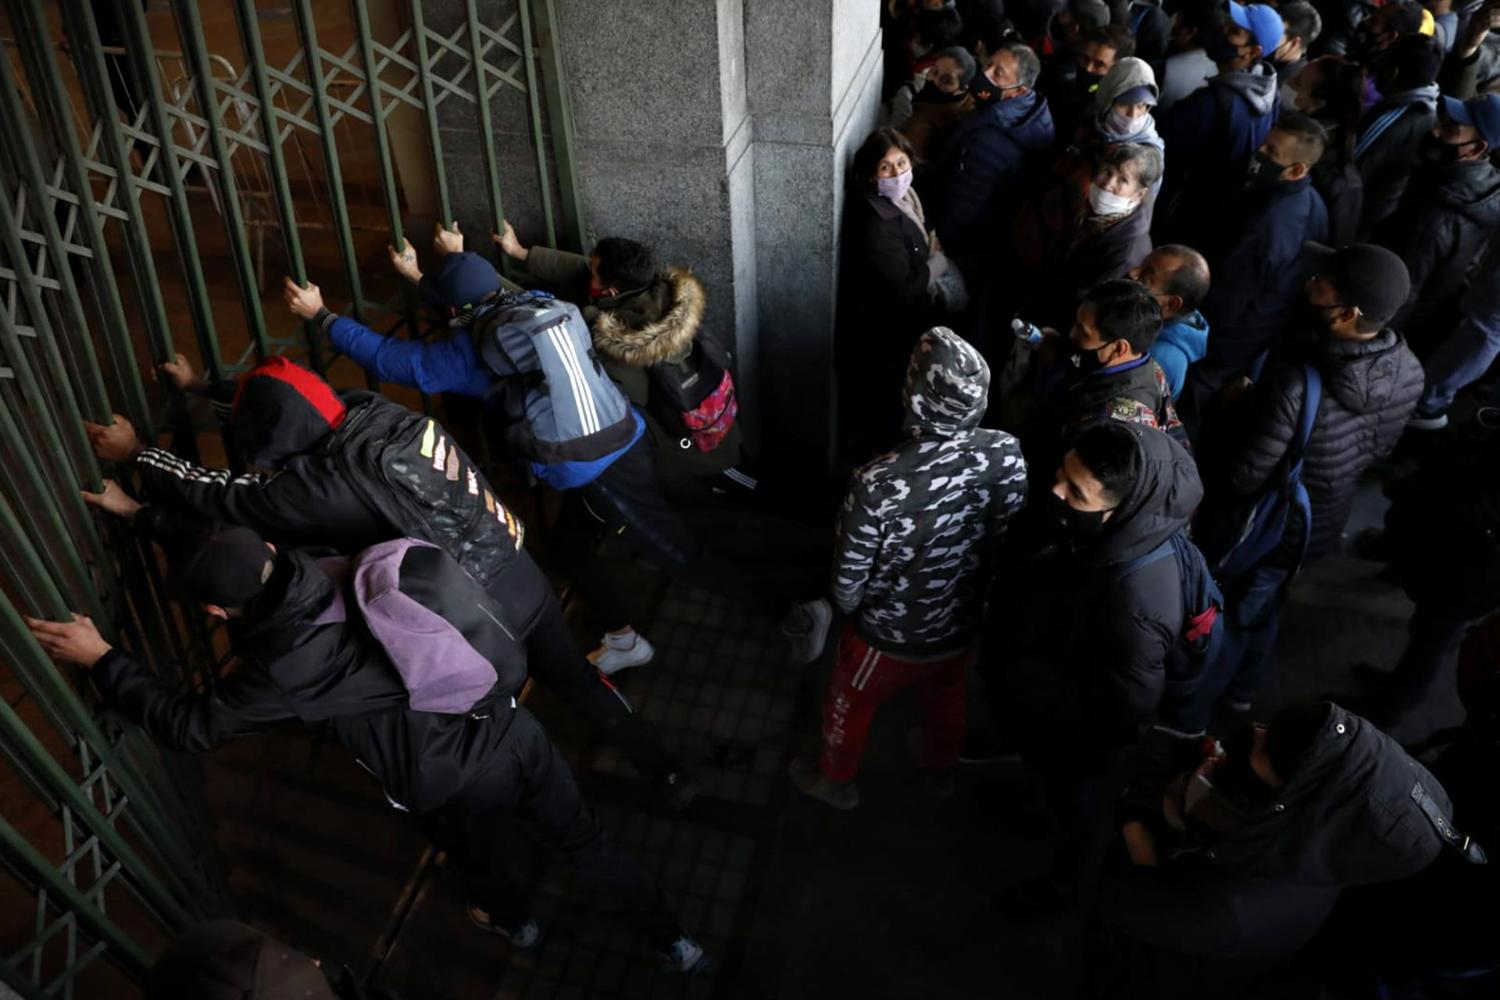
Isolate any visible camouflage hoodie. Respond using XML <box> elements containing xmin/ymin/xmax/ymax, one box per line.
<box><xmin>831</xmin><ymin>328</ymin><xmax>1028</xmax><ymax>656</ymax></box>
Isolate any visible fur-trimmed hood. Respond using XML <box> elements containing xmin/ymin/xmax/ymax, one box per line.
<box><xmin>590</xmin><ymin>266</ymin><xmax>706</xmax><ymax>367</ymax></box>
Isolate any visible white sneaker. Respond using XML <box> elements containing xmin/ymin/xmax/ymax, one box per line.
<box><xmin>782</xmin><ymin>598</ymin><xmax>833</xmax><ymax>665</ymax></box>
<box><xmin>1407</xmin><ymin>411</ymin><xmax>1449</xmax><ymax>431</ymax></box>
<box><xmin>588</xmin><ymin>631</ymin><xmax>655</xmax><ymax>676</ymax></box>
<box><xmin>659</xmin><ymin>934</ymin><xmax>709</xmax><ymax>973</ymax></box>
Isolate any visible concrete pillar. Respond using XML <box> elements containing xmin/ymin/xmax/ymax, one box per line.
<box><xmin>428</xmin><ymin>0</ymin><xmax>882</xmax><ymax>474</ymax></box>
<box><xmin>745</xmin><ymin>0</ymin><xmax>883</xmax><ymax>469</ymax></box>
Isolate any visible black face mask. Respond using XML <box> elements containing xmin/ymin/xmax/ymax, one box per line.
<box><xmin>1075</xmin><ymin>69</ymin><xmax>1103</xmax><ymax>93</ymax></box>
<box><xmin>1245</xmin><ymin>150</ymin><xmax>1288</xmax><ymax>189</ymax></box>
<box><xmin>1299</xmin><ymin>299</ymin><xmax>1344</xmax><ymax>337</ymax></box>
<box><xmin>970</xmin><ymin>74</ymin><xmax>998</xmax><ymax>107</ymax></box>
<box><xmin>1212</xmin><ymin>727</ymin><xmax>1277</xmax><ymax>809</ymax></box>
<box><xmin>919</xmin><ymin>80</ymin><xmax>967</xmax><ymax>104</ymax></box>
<box><xmin>1070</xmin><ymin>341</ymin><xmax>1113</xmax><ymax>374</ymax></box>
<box><xmin>1203</xmin><ymin>34</ymin><xmax>1243</xmax><ymax>64</ymax></box>
<box><xmin>1047</xmin><ymin>490</ymin><xmax>1111</xmax><ymax>535</ymax></box>
<box><xmin>1420</xmin><ymin>133</ymin><xmax>1476</xmax><ymax>166</ymax></box>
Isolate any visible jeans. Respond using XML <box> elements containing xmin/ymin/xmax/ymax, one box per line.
<box><xmin>1420</xmin><ymin>315</ymin><xmax>1500</xmax><ymax>415</ymax></box>
<box><xmin>1184</xmin><ymin>561</ymin><xmax>1292</xmax><ymax>727</ymax></box>
<box><xmin>423</xmin><ymin>706</ymin><xmax>683</xmax><ymax>948</ymax></box>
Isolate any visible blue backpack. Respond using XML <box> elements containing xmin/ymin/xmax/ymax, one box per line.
<box><xmin>1112</xmin><ymin>531</ymin><xmax>1225</xmax><ymax>733</ymax></box>
<box><xmin>1214</xmin><ymin>363</ymin><xmax>1323</xmax><ymax>579</ymax></box>
<box><xmin>475</xmin><ymin>290</ymin><xmax>639</xmax><ymax>489</ymax></box>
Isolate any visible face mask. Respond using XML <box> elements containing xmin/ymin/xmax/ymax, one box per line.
<box><xmin>1420</xmin><ymin>134</ymin><xmax>1475</xmax><ymax>165</ymax></box>
<box><xmin>1076</xmin><ymin>69</ymin><xmax>1103</xmax><ymax>91</ymax></box>
<box><xmin>1088</xmin><ymin>183</ymin><xmax>1139</xmax><ymax>217</ymax></box>
<box><xmin>970</xmin><ymin>74</ymin><xmax>998</xmax><ymax>107</ymax></box>
<box><xmin>1245</xmin><ymin>150</ymin><xmax>1287</xmax><ymax>188</ymax></box>
<box><xmin>1101</xmin><ymin>108</ymin><xmax>1148</xmax><ymax>140</ymax></box>
<box><xmin>919</xmin><ymin>80</ymin><xmax>966</xmax><ymax>103</ymax></box>
<box><xmin>1047</xmin><ymin>490</ymin><xmax>1111</xmax><ymax>534</ymax></box>
<box><xmin>1070</xmin><ymin>341</ymin><xmax>1113</xmax><ymax>373</ymax></box>
<box><xmin>877</xmin><ymin>169</ymin><xmax>914</xmax><ymax>201</ymax></box>
<box><xmin>1204</xmin><ymin>35</ymin><xmax>1242</xmax><ymax>64</ymax></box>
<box><xmin>1279</xmin><ymin>81</ymin><xmax>1301</xmax><ymax>112</ymax></box>
<box><xmin>1299</xmin><ymin>299</ymin><xmax>1344</xmax><ymax>335</ymax></box>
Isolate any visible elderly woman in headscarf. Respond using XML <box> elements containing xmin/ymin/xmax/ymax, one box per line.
<box><xmin>1013</xmin><ymin>56</ymin><xmax>1165</xmax><ymax>270</ymax></box>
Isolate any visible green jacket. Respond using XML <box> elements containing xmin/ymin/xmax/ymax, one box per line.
<box><xmin>521</xmin><ymin>246</ymin><xmax>742</xmax><ymax>479</ymax></box>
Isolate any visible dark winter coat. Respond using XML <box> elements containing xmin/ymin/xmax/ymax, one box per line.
<box><xmin>133</xmin><ymin>390</ymin><xmax>548</xmax><ymax>629</ymax></box>
<box><xmin>1187</xmin><ymin>176</ymin><xmax>1329</xmax><ymax>403</ymax></box>
<box><xmin>1376</xmin><ymin>158</ymin><xmax>1500</xmax><ymax>353</ymax></box>
<box><xmin>523</xmin><ymin>247</ymin><xmax>743</xmax><ymax>479</ymax></box>
<box><xmin>1101</xmin><ymin>704</ymin><xmax>1457</xmax><ymax>959</ymax></box>
<box><xmin>1311</xmin><ymin>155</ymin><xmax>1364</xmax><ymax>248</ymax></box>
<box><xmin>1353</xmin><ymin>87</ymin><xmax>1439</xmax><ymax>238</ymax></box>
<box><xmin>1214</xmin><ymin>328</ymin><xmax>1424</xmax><ymax>567</ymax></box>
<box><xmin>1386</xmin><ymin>434</ymin><xmax>1500</xmax><ymax>618</ymax></box>
<box><xmin>1156</xmin><ymin>63</ymin><xmax>1280</xmax><ymax>245</ymax></box>
<box><xmin>989</xmin><ymin>426</ymin><xmax>1203</xmax><ymax>758</ymax></box>
<box><xmin>1021</xmin><ymin>354</ymin><xmax>1186</xmax><ymax>477</ymax></box>
<box><xmin>842</xmin><ymin>188</ymin><xmax>941</xmax><ymax>373</ymax></box>
<box><xmin>91</xmin><ymin>547</ymin><xmax>520</xmax><ymax>814</ymax></box>
<box><xmin>931</xmin><ymin>89</ymin><xmax>1057</xmax><ymax>253</ymax></box>
<box><xmin>1020</xmin><ymin>202</ymin><xmax>1155</xmax><ymax>329</ymax></box>
<box><xmin>832</xmin><ymin>329</ymin><xmax>1029</xmax><ymax>655</ymax></box>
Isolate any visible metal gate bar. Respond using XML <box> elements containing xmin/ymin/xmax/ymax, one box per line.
<box><xmin>1</xmin><ymin>0</ymin><xmax>584</xmax><ymax>993</ymax></box>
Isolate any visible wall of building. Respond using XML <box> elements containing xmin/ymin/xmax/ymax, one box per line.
<box><xmin>436</xmin><ymin>0</ymin><xmax>883</xmax><ymax>472</ymax></box>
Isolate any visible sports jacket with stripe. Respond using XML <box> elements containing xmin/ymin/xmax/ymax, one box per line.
<box><xmin>134</xmin><ymin>386</ymin><xmax>550</xmax><ymax>635</ymax></box>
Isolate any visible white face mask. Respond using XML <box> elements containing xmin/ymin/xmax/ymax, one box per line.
<box><xmin>1103</xmin><ymin>109</ymin><xmax>1147</xmax><ymax>139</ymax></box>
<box><xmin>1279</xmin><ymin>81</ymin><xmax>1302</xmax><ymax>112</ymax></box>
<box><xmin>1088</xmin><ymin>184</ymin><xmax>1139</xmax><ymax>217</ymax></box>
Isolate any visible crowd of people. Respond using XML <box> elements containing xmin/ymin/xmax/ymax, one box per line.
<box><xmin>15</xmin><ymin>0</ymin><xmax>1500</xmax><ymax>994</ymax></box>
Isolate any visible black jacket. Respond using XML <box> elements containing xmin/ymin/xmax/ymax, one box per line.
<box><xmin>135</xmin><ymin>390</ymin><xmax>549</xmax><ymax>631</ymax></box>
<box><xmin>1376</xmin><ymin>157</ymin><xmax>1500</xmax><ymax>354</ymax></box>
<box><xmin>1355</xmin><ymin>93</ymin><xmax>1438</xmax><ymax>238</ymax></box>
<box><xmin>1386</xmin><ymin>433</ymin><xmax>1500</xmax><ymax>617</ymax></box>
<box><xmin>92</xmin><ymin>548</ymin><xmax>517</xmax><ymax>814</ymax></box>
<box><xmin>990</xmin><ymin>427</ymin><xmax>1203</xmax><ymax>759</ymax></box>
<box><xmin>1020</xmin><ymin>355</ymin><xmax>1185</xmax><ymax>478</ymax></box>
<box><xmin>1102</xmin><ymin>705</ymin><xmax>1457</xmax><ymax>959</ymax></box>
<box><xmin>1208</xmin><ymin>328</ymin><xmax>1424</xmax><ymax>567</ymax></box>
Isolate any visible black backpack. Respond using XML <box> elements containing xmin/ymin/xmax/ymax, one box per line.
<box><xmin>646</xmin><ymin>331</ymin><xmax>739</xmax><ymax>453</ymax></box>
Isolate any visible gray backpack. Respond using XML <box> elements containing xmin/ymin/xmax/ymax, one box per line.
<box><xmin>474</xmin><ymin>290</ymin><xmax>638</xmax><ymax>489</ymax></box>
<box><xmin>313</xmin><ymin>538</ymin><xmax>526</xmax><ymax>714</ymax></box>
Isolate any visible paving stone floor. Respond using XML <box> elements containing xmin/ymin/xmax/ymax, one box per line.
<box><xmin>200</xmin><ymin>478</ymin><xmax>1468</xmax><ymax>1000</ymax></box>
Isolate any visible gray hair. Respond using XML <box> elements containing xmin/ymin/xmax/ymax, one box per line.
<box><xmin>996</xmin><ymin>41</ymin><xmax>1041</xmax><ymax>90</ymax></box>
<box><xmin>933</xmin><ymin>46</ymin><xmax>978</xmax><ymax>87</ymax></box>
<box><xmin>1100</xmin><ymin>142</ymin><xmax>1164</xmax><ymax>189</ymax></box>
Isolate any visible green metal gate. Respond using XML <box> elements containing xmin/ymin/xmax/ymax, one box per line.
<box><xmin>0</xmin><ymin>0</ymin><xmax>581</xmax><ymax>994</ymax></box>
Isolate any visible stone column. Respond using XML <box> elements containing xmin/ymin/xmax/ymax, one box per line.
<box><xmin>430</xmin><ymin>0</ymin><xmax>883</xmax><ymax>474</ymax></box>
<box><xmin>745</xmin><ymin>0</ymin><xmax>882</xmax><ymax>470</ymax></box>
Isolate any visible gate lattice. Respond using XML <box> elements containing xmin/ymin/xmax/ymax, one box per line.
<box><xmin>0</xmin><ymin>0</ymin><xmax>582</xmax><ymax>995</ymax></box>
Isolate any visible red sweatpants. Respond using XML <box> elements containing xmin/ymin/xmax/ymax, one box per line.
<box><xmin>818</xmin><ymin>624</ymin><xmax>972</xmax><ymax>783</ymax></box>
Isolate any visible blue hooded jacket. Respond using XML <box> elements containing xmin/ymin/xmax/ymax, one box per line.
<box><xmin>1152</xmin><ymin>309</ymin><xmax>1210</xmax><ymax>400</ymax></box>
<box><xmin>932</xmin><ymin>89</ymin><xmax>1056</xmax><ymax>252</ymax></box>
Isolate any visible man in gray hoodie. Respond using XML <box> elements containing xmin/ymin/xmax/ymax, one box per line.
<box><xmin>789</xmin><ymin>328</ymin><xmax>1028</xmax><ymax>810</ymax></box>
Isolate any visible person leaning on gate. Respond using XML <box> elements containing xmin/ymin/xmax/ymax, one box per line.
<box><xmin>80</xmin><ymin>346</ymin><xmax>698</xmax><ymax>810</ymax></box>
<box><xmin>286</xmin><ymin>222</ymin><xmax>832</xmax><ymax>674</ymax></box>
<box><xmin>24</xmin><ymin>512</ymin><xmax>710</xmax><ymax>972</ymax></box>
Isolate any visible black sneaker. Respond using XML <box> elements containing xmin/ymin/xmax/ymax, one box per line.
<box><xmin>468</xmin><ymin>907</ymin><xmax>542</xmax><ymax>950</ymax></box>
<box><xmin>958</xmin><ymin>730</ymin><xmax>1022</xmax><ymax>765</ymax></box>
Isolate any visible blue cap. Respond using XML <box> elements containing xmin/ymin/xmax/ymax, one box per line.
<box><xmin>1228</xmin><ymin>1</ymin><xmax>1285</xmax><ymax>55</ymax></box>
<box><xmin>431</xmin><ymin>251</ymin><xmax>501</xmax><ymax>308</ymax></box>
<box><xmin>1442</xmin><ymin>94</ymin><xmax>1500</xmax><ymax>148</ymax></box>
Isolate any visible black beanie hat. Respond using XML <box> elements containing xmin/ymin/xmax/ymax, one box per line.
<box><xmin>176</xmin><ymin>526</ymin><xmax>275</xmax><ymax>609</ymax></box>
<box><xmin>1264</xmin><ymin>702</ymin><xmax>1332</xmax><ymax>781</ymax></box>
